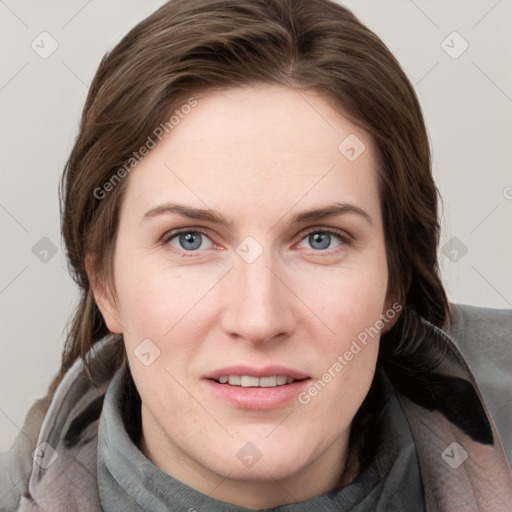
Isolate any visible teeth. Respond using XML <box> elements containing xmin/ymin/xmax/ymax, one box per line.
<box><xmin>217</xmin><ymin>375</ymin><xmax>297</xmax><ymax>387</ymax></box>
<box><xmin>260</xmin><ymin>376</ymin><xmax>278</xmax><ymax>387</ymax></box>
<box><xmin>228</xmin><ymin>375</ymin><xmax>241</xmax><ymax>386</ymax></box>
<box><xmin>240</xmin><ymin>376</ymin><xmax>260</xmax><ymax>387</ymax></box>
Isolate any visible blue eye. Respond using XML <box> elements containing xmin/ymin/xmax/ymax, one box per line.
<box><xmin>166</xmin><ymin>230</ymin><xmax>213</xmax><ymax>251</ymax></box>
<box><xmin>298</xmin><ymin>230</ymin><xmax>346</xmax><ymax>251</ymax></box>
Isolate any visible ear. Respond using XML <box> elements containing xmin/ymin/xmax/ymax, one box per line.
<box><xmin>85</xmin><ymin>253</ymin><xmax>123</xmax><ymax>334</ymax></box>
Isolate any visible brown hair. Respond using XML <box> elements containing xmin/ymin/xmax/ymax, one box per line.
<box><xmin>53</xmin><ymin>0</ymin><xmax>449</xmax><ymax>409</ymax></box>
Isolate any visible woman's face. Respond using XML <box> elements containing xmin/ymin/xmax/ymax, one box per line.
<box><xmin>93</xmin><ymin>85</ymin><xmax>394</xmax><ymax>507</ymax></box>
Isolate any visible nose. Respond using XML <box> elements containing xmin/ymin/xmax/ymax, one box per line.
<box><xmin>220</xmin><ymin>249</ymin><xmax>297</xmax><ymax>346</ymax></box>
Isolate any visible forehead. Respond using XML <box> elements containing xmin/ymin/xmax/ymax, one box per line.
<box><xmin>121</xmin><ymin>85</ymin><xmax>380</xmax><ymax>225</ymax></box>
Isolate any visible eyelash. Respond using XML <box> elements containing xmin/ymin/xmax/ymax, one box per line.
<box><xmin>161</xmin><ymin>227</ymin><xmax>352</xmax><ymax>255</ymax></box>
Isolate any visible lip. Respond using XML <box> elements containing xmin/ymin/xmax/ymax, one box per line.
<box><xmin>202</xmin><ymin>365</ymin><xmax>311</xmax><ymax>410</ymax></box>
<box><xmin>203</xmin><ymin>365</ymin><xmax>310</xmax><ymax>381</ymax></box>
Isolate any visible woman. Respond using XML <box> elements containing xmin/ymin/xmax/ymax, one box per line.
<box><xmin>1</xmin><ymin>0</ymin><xmax>511</xmax><ymax>510</ymax></box>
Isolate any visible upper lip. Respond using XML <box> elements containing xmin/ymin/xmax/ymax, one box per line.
<box><xmin>203</xmin><ymin>365</ymin><xmax>310</xmax><ymax>380</ymax></box>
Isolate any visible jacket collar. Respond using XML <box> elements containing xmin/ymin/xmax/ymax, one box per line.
<box><xmin>19</xmin><ymin>318</ymin><xmax>512</xmax><ymax>511</ymax></box>
<box><xmin>394</xmin><ymin>319</ymin><xmax>512</xmax><ymax>511</ymax></box>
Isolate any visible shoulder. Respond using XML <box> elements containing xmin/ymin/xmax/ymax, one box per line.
<box><xmin>0</xmin><ymin>336</ymin><xmax>119</xmax><ymax>511</ymax></box>
<box><xmin>445</xmin><ymin>303</ymin><xmax>512</xmax><ymax>377</ymax></box>
<box><xmin>444</xmin><ymin>303</ymin><xmax>512</xmax><ymax>463</ymax></box>
<box><xmin>0</xmin><ymin>396</ymin><xmax>50</xmax><ymax>511</ymax></box>
<box><xmin>447</xmin><ymin>303</ymin><xmax>512</xmax><ymax>342</ymax></box>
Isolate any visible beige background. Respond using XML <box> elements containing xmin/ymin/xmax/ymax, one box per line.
<box><xmin>1</xmin><ymin>0</ymin><xmax>511</xmax><ymax>451</ymax></box>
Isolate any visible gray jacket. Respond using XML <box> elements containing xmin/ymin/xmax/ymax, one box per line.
<box><xmin>1</xmin><ymin>304</ymin><xmax>512</xmax><ymax>511</ymax></box>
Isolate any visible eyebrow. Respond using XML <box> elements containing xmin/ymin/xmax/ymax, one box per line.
<box><xmin>141</xmin><ymin>202</ymin><xmax>372</xmax><ymax>227</ymax></box>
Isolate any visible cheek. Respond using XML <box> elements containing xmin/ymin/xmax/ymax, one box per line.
<box><xmin>115</xmin><ymin>257</ymin><xmax>226</xmax><ymax>385</ymax></box>
<box><xmin>294</xmin><ymin>255</ymin><xmax>387</xmax><ymax>406</ymax></box>
<box><xmin>294</xmin><ymin>257</ymin><xmax>389</xmax><ymax>337</ymax></box>
<box><xmin>114</xmin><ymin>256</ymin><xmax>202</xmax><ymax>336</ymax></box>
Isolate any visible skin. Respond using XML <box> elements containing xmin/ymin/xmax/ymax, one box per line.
<box><xmin>89</xmin><ymin>84</ymin><xmax>398</xmax><ymax>508</ymax></box>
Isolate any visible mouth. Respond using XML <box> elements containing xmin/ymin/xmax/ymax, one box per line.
<box><xmin>202</xmin><ymin>365</ymin><xmax>311</xmax><ymax>409</ymax></box>
<box><xmin>213</xmin><ymin>375</ymin><xmax>305</xmax><ymax>387</ymax></box>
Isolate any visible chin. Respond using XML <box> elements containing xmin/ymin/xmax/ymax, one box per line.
<box><xmin>218</xmin><ymin>455</ymin><xmax>305</xmax><ymax>482</ymax></box>
<box><xmin>205</xmin><ymin>435</ymin><xmax>311</xmax><ymax>481</ymax></box>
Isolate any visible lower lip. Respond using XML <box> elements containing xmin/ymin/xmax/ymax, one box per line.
<box><xmin>203</xmin><ymin>379</ymin><xmax>311</xmax><ymax>410</ymax></box>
